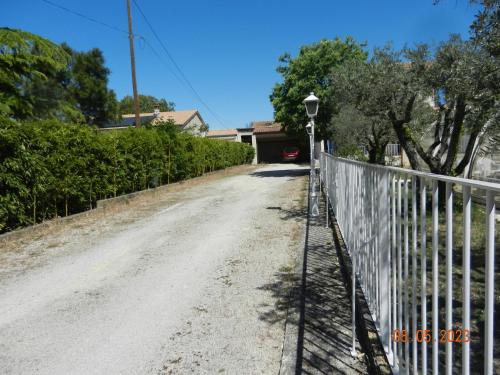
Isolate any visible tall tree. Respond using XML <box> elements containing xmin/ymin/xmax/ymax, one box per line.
<box><xmin>65</xmin><ymin>46</ymin><xmax>118</xmax><ymax>126</ymax></box>
<box><xmin>329</xmin><ymin>105</ymin><xmax>395</xmax><ymax>164</ymax></box>
<box><xmin>25</xmin><ymin>44</ymin><xmax>84</xmax><ymax>123</ymax></box>
<box><xmin>0</xmin><ymin>28</ymin><xmax>69</xmax><ymax>119</ymax></box>
<box><xmin>270</xmin><ymin>38</ymin><xmax>367</xmax><ymax>139</ymax></box>
<box><xmin>330</xmin><ymin>37</ymin><xmax>499</xmax><ymax>176</ymax></box>
<box><xmin>118</xmin><ymin>95</ymin><xmax>175</xmax><ymax>116</ymax></box>
<box><xmin>435</xmin><ymin>0</ymin><xmax>499</xmax><ymax>57</ymax></box>
<box><xmin>470</xmin><ymin>0</ymin><xmax>500</xmax><ymax>57</ymax></box>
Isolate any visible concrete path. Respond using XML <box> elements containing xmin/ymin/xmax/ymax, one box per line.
<box><xmin>295</xmin><ymin>192</ymin><xmax>369</xmax><ymax>374</ymax></box>
<box><xmin>0</xmin><ymin>164</ymin><xmax>308</xmax><ymax>375</ymax></box>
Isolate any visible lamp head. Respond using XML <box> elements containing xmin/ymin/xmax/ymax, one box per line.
<box><xmin>303</xmin><ymin>92</ymin><xmax>319</xmax><ymax>118</ymax></box>
<box><xmin>305</xmin><ymin>122</ymin><xmax>312</xmax><ymax>135</ymax></box>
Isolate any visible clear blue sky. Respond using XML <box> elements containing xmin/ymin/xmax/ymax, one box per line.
<box><xmin>1</xmin><ymin>0</ymin><xmax>479</xmax><ymax>129</ymax></box>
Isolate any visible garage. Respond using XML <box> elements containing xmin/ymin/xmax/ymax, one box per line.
<box><xmin>206</xmin><ymin>120</ymin><xmax>311</xmax><ymax>164</ymax></box>
<box><xmin>256</xmin><ymin>135</ymin><xmax>308</xmax><ymax>163</ymax></box>
<box><xmin>253</xmin><ymin>122</ymin><xmax>309</xmax><ymax>163</ymax></box>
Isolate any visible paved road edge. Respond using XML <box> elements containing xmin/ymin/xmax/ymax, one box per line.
<box><xmin>278</xmin><ymin>184</ymin><xmax>308</xmax><ymax>375</ymax></box>
<box><xmin>0</xmin><ymin>164</ymin><xmax>257</xmax><ymax>247</ymax></box>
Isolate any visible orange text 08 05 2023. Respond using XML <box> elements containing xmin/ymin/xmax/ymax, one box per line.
<box><xmin>391</xmin><ymin>329</ymin><xmax>471</xmax><ymax>344</ymax></box>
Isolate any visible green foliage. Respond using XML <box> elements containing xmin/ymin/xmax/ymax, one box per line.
<box><xmin>439</xmin><ymin>0</ymin><xmax>500</xmax><ymax>58</ymax></box>
<box><xmin>0</xmin><ymin>28</ymin><xmax>70</xmax><ymax>119</ymax></box>
<box><xmin>472</xmin><ymin>0</ymin><xmax>500</xmax><ymax>57</ymax></box>
<box><xmin>0</xmin><ymin>28</ymin><xmax>119</xmax><ymax>125</ymax></box>
<box><xmin>329</xmin><ymin>105</ymin><xmax>395</xmax><ymax>164</ymax></box>
<box><xmin>330</xmin><ymin>36</ymin><xmax>499</xmax><ymax>175</ymax></box>
<box><xmin>270</xmin><ymin>37</ymin><xmax>367</xmax><ymax>139</ymax></box>
<box><xmin>0</xmin><ymin>119</ymin><xmax>254</xmax><ymax>233</ymax></box>
<box><xmin>118</xmin><ymin>95</ymin><xmax>175</xmax><ymax>116</ymax></box>
<box><xmin>66</xmin><ymin>46</ymin><xmax>118</xmax><ymax>125</ymax></box>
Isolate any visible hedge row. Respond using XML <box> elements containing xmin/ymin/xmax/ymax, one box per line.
<box><xmin>0</xmin><ymin>119</ymin><xmax>254</xmax><ymax>233</ymax></box>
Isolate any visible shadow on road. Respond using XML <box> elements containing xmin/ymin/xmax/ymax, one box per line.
<box><xmin>257</xmin><ymin>193</ymin><xmax>369</xmax><ymax>374</ymax></box>
<box><xmin>250</xmin><ymin>168</ymin><xmax>309</xmax><ymax>179</ymax></box>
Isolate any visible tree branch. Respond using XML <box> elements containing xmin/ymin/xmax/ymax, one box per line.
<box><xmin>443</xmin><ymin>97</ymin><xmax>466</xmax><ymax>173</ymax></box>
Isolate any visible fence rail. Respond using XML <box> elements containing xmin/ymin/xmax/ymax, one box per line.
<box><xmin>319</xmin><ymin>153</ymin><xmax>498</xmax><ymax>375</ymax></box>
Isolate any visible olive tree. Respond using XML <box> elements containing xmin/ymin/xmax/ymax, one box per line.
<box><xmin>330</xmin><ymin>37</ymin><xmax>499</xmax><ymax>176</ymax></box>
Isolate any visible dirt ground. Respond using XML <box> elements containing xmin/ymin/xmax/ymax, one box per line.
<box><xmin>0</xmin><ymin>163</ymin><xmax>308</xmax><ymax>375</ymax></box>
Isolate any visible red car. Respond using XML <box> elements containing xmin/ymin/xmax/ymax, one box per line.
<box><xmin>281</xmin><ymin>146</ymin><xmax>300</xmax><ymax>162</ymax></box>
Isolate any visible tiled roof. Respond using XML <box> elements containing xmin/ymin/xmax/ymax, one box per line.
<box><xmin>119</xmin><ymin>114</ymin><xmax>156</xmax><ymax>127</ymax></box>
<box><xmin>252</xmin><ymin>121</ymin><xmax>283</xmax><ymax>134</ymax></box>
<box><xmin>206</xmin><ymin>129</ymin><xmax>238</xmax><ymax>137</ymax></box>
<box><xmin>121</xmin><ymin>110</ymin><xmax>199</xmax><ymax>126</ymax></box>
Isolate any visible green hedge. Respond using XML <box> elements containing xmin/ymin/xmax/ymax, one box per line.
<box><xmin>0</xmin><ymin>119</ymin><xmax>254</xmax><ymax>233</ymax></box>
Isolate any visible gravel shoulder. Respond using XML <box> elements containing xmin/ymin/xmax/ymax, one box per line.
<box><xmin>0</xmin><ymin>163</ymin><xmax>308</xmax><ymax>375</ymax></box>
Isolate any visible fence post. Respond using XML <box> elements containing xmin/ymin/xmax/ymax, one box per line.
<box><xmin>432</xmin><ymin>180</ymin><xmax>439</xmax><ymax>375</ymax></box>
<box><xmin>325</xmin><ymin>155</ymin><xmax>329</xmax><ymax>228</ymax></box>
<box><xmin>484</xmin><ymin>191</ymin><xmax>496</xmax><ymax>375</ymax></box>
<box><xmin>420</xmin><ymin>179</ymin><xmax>428</xmax><ymax>375</ymax></box>
<box><xmin>462</xmin><ymin>185</ymin><xmax>471</xmax><ymax>375</ymax></box>
<box><xmin>321</xmin><ymin>156</ymin><xmax>498</xmax><ymax>374</ymax></box>
<box><xmin>378</xmin><ymin>168</ymin><xmax>390</xmax><ymax>357</ymax></box>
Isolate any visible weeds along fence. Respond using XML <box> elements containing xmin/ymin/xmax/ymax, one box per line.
<box><xmin>320</xmin><ymin>153</ymin><xmax>499</xmax><ymax>375</ymax></box>
<box><xmin>0</xmin><ymin>120</ymin><xmax>254</xmax><ymax>233</ymax></box>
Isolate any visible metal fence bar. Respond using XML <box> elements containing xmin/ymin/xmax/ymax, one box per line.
<box><xmin>404</xmin><ymin>179</ymin><xmax>410</xmax><ymax>374</ymax></box>
<box><xmin>325</xmin><ymin>155</ymin><xmax>329</xmax><ymax>228</ymax></box>
<box><xmin>380</xmin><ymin>168</ymin><xmax>390</xmax><ymax>358</ymax></box>
<box><xmin>376</xmin><ymin>170</ymin><xmax>381</xmax><ymax>322</ymax></box>
<box><xmin>445</xmin><ymin>183</ymin><xmax>453</xmax><ymax>375</ymax></box>
<box><xmin>420</xmin><ymin>180</ymin><xmax>428</xmax><ymax>375</ymax></box>
<box><xmin>320</xmin><ymin>154</ymin><xmax>498</xmax><ymax>374</ymax></box>
<box><xmin>462</xmin><ymin>185</ymin><xmax>471</xmax><ymax>375</ymax></box>
<box><xmin>398</xmin><ymin>177</ymin><xmax>403</xmax><ymax>364</ymax></box>
<box><xmin>392</xmin><ymin>176</ymin><xmax>398</xmax><ymax>367</ymax></box>
<box><xmin>485</xmin><ymin>191</ymin><xmax>496</xmax><ymax>375</ymax></box>
<box><xmin>412</xmin><ymin>176</ymin><xmax>418</xmax><ymax>373</ymax></box>
<box><xmin>432</xmin><ymin>180</ymin><xmax>439</xmax><ymax>375</ymax></box>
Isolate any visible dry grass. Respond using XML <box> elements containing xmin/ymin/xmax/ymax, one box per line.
<box><xmin>401</xmin><ymin>194</ymin><xmax>500</xmax><ymax>373</ymax></box>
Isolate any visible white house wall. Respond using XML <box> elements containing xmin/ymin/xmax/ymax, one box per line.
<box><xmin>183</xmin><ymin>115</ymin><xmax>205</xmax><ymax>136</ymax></box>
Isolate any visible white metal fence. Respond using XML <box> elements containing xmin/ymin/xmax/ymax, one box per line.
<box><xmin>319</xmin><ymin>152</ymin><xmax>499</xmax><ymax>375</ymax></box>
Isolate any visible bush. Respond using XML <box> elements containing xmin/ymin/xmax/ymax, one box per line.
<box><xmin>0</xmin><ymin>119</ymin><xmax>254</xmax><ymax>233</ymax></box>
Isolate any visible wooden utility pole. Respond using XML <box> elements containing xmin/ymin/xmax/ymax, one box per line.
<box><xmin>126</xmin><ymin>0</ymin><xmax>141</xmax><ymax>128</ymax></box>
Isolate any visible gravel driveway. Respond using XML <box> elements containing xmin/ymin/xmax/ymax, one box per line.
<box><xmin>0</xmin><ymin>164</ymin><xmax>308</xmax><ymax>375</ymax></box>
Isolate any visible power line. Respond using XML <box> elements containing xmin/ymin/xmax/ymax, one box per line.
<box><xmin>142</xmin><ymin>39</ymin><xmax>186</xmax><ymax>90</ymax></box>
<box><xmin>132</xmin><ymin>0</ymin><xmax>231</xmax><ymax>129</ymax></box>
<box><xmin>38</xmin><ymin>0</ymin><xmax>184</xmax><ymax>97</ymax></box>
<box><xmin>38</xmin><ymin>0</ymin><xmax>185</xmax><ymax>100</ymax></box>
<box><xmin>142</xmin><ymin>38</ymin><xmax>228</xmax><ymax>127</ymax></box>
<box><xmin>40</xmin><ymin>0</ymin><xmax>129</xmax><ymax>36</ymax></box>
<box><xmin>40</xmin><ymin>0</ymin><xmax>230</xmax><ymax>129</ymax></box>
<box><xmin>126</xmin><ymin>0</ymin><xmax>141</xmax><ymax>128</ymax></box>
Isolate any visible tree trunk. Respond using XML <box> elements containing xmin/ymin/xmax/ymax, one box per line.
<box><xmin>392</xmin><ymin>123</ymin><xmax>421</xmax><ymax>170</ymax></box>
<box><xmin>438</xmin><ymin>180</ymin><xmax>447</xmax><ymax>210</ymax></box>
<box><xmin>33</xmin><ymin>195</ymin><xmax>36</xmax><ymax>225</ymax></box>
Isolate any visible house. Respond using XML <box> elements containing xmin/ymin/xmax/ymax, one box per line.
<box><xmin>101</xmin><ymin>109</ymin><xmax>207</xmax><ymax>136</ymax></box>
<box><xmin>204</xmin><ymin>129</ymin><xmax>238</xmax><ymax>141</ymax></box>
<box><xmin>206</xmin><ymin>121</ymin><xmax>308</xmax><ymax>164</ymax></box>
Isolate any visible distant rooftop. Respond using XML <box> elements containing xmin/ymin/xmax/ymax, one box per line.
<box><xmin>251</xmin><ymin>121</ymin><xmax>282</xmax><ymax>134</ymax></box>
<box><xmin>105</xmin><ymin>110</ymin><xmax>201</xmax><ymax>128</ymax></box>
<box><xmin>121</xmin><ymin>109</ymin><xmax>198</xmax><ymax>125</ymax></box>
<box><xmin>206</xmin><ymin>121</ymin><xmax>283</xmax><ymax>137</ymax></box>
<box><xmin>206</xmin><ymin>129</ymin><xmax>238</xmax><ymax>137</ymax></box>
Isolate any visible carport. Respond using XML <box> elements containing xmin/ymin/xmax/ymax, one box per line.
<box><xmin>252</xmin><ymin>121</ymin><xmax>309</xmax><ymax>163</ymax></box>
<box><xmin>206</xmin><ymin>120</ymin><xmax>311</xmax><ymax>164</ymax></box>
<box><xmin>256</xmin><ymin>133</ymin><xmax>308</xmax><ymax>163</ymax></box>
